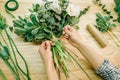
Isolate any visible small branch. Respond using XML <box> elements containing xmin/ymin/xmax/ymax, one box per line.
<box><xmin>107</xmin><ymin>31</ymin><xmax>120</xmax><ymax>47</ymax></box>
<box><xmin>111</xmin><ymin>30</ymin><xmax>120</xmax><ymax>44</ymax></box>
<box><xmin>0</xmin><ymin>69</ymin><xmax>7</xmax><ymax>80</ymax></box>
<box><xmin>0</xmin><ymin>34</ymin><xmax>9</xmax><ymax>47</ymax></box>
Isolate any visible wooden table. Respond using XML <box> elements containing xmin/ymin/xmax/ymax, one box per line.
<box><xmin>0</xmin><ymin>0</ymin><xmax>120</xmax><ymax>80</ymax></box>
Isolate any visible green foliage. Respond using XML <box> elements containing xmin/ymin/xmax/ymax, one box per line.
<box><xmin>95</xmin><ymin>13</ymin><xmax>116</xmax><ymax>32</ymax></box>
<box><xmin>114</xmin><ymin>0</ymin><xmax>120</xmax><ymax>22</ymax></box>
<box><xmin>13</xmin><ymin>1</ymin><xmax>90</xmax><ymax>43</ymax></box>
<box><xmin>0</xmin><ymin>14</ymin><xmax>7</xmax><ymax>34</ymax></box>
<box><xmin>13</xmin><ymin>0</ymin><xmax>90</xmax><ymax>78</ymax></box>
<box><xmin>78</xmin><ymin>6</ymin><xmax>90</xmax><ymax>18</ymax></box>
<box><xmin>0</xmin><ymin>13</ymin><xmax>31</xmax><ymax>80</ymax></box>
<box><xmin>93</xmin><ymin>0</ymin><xmax>113</xmax><ymax>19</ymax></box>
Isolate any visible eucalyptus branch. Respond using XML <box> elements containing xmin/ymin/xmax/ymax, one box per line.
<box><xmin>114</xmin><ymin>0</ymin><xmax>120</xmax><ymax>22</ymax></box>
<box><xmin>95</xmin><ymin>13</ymin><xmax>120</xmax><ymax>47</ymax></box>
<box><xmin>93</xmin><ymin>0</ymin><xmax>113</xmax><ymax>19</ymax></box>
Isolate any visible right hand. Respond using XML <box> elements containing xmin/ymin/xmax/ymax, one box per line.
<box><xmin>63</xmin><ymin>25</ymin><xmax>82</xmax><ymax>48</ymax></box>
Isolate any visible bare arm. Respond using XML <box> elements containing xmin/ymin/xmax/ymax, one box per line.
<box><xmin>39</xmin><ymin>41</ymin><xmax>59</xmax><ymax>80</ymax></box>
<box><xmin>76</xmin><ymin>41</ymin><xmax>104</xmax><ymax>70</ymax></box>
<box><xmin>63</xmin><ymin>25</ymin><xmax>105</xmax><ymax>70</ymax></box>
<box><xmin>45</xmin><ymin>59</ymin><xmax>59</xmax><ymax>80</ymax></box>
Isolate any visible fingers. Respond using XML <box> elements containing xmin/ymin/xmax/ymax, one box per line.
<box><xmin>45</xmin><ymin>41</ymin><xmax>52</xmax><ymax>50</ymax></box>
<box><xmin>64</xmin><ymin>34</ymin><xmax>70</xmax><ymax>39</ymax></box>
<box><xmin>39</xmin><ymin>41</ymin><xmax>52</xmax><ymax>52</ymax></box>
<box><xmin>63</xmin><ymin>25</ymin><xmax>75</xmax><ymax>35</ymax></box>
<box><xmin>63</xmin><ymin>25</ymin><xmax>71</xmax><ymax>35</ymax></box>
<box><xmin>41</xmin><ymin>41</ymin><xmax>46</xmax><ymax>47</ymax></box>
<box><xmin>63</xmin><ymin>25</ymin><xmax>73</xmax><ymax>39</ymax></box>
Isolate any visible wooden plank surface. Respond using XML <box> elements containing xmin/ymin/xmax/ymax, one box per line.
<box><xmin>0</xmin><ymin>0</ymin><xmax>120</xmax><ymax>80</ymax></box>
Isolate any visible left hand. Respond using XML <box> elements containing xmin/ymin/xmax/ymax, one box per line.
<box><xmin>39</xmin><ymin>41</ymin><xmax>53</xmax><ymax>65</ymax></box>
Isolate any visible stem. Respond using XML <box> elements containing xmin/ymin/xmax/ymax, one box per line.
<box><xmin>0</xmin><ymin>34</ymin><xmax>9</xmax><ymax>47</ymax></box>
<box><xmin>0</xmin><ymin>69</ymin><xmax>7</xmax><ymax>80</ymax></box>
<box><xmin>5</xmin><ymin>31</ymin><xmax>24</xmax><ymax>77</ymax></box>
<box><xmin>107</xmin><ymin>31</ymin><xmax>119</xmax><ymax>47</ymax></box>
<box><xmin>5</xmin><ymin>60</ymin><xmax>20</xmax><ymax>80</ymax></box>
<box><xmin>9</xmin><ymin>36</ymin><xmax>30</xmax><ymax>80</ymax></box>
<box><xmin>0</xmin><ymin>35</ymin><xmax>20</xmax><ymax>79</ymax></box>
<box><xmin>9</xmin><ymin>57</ymin><xmax>20</xmax><ymax>78</ymax></box>
<box><xmin>66</xmin><ymin>48</ymin><xmax>92</xmax><ymax>80</ymax></box>
<box><xmin>111</xmin><ymin>30</ymin><xmax>120</xmax><ymax>45</ymax></box>
<box><xmin>51</xmin><ymin>47</ymin><xmax>61</xmax><ymax>77</ymax></box>
<box><xmin>4</xmin><ymin>30</ymin><xmax>31</xmax><ymax>80</ymax></box>
<box><xmin>69</xmin><ymin>53</ymin><xmax>92</xmax><ymax>80</ymax></box>
<box><xmin>52</xmin><ymin>41</ymin><xmax>70</xmax><ymax>78</ymax></box>
<box><xmin>70</xmin><ymin>71</ymin><xmax>82</xmax><ymax>80</ymax></box>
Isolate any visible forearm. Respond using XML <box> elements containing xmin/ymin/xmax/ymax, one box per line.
<box><xmin>76</xmin><ymin>41</ymin><xmax>105</xmax><ymax>70</ymax></box>
<box><xmin>45</xmin><ymin>60</ymin><xmax>59</xmax><ymax>80</ymax></box>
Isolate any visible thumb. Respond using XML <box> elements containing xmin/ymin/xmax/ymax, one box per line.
<box><xmin>64</xmin><ymin>26</ymin><xmax>72</xmax><ymax>36</ymax></box>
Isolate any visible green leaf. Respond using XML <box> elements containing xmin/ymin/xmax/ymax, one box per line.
<box><xmin>31</xmin><ymin>27</ymin><xmax>39</xmax><ymax>35</ymax></box>
<box><xmin>0</xmin><ymin>14</ymin><xmax>7</xmax><ymax>30</ymax></box>
<box><xmin>0</xmin><ymin>50</ymin><xmax>9</xmax><ymax>61</ymax></box>
<box><xmin>95</xmin><ymin>13</ymin><xmax>116</xmax><ymax>32</ymax></box>
<box><xmin>14</xmin><ymin>27</ymin><xmax>26</xmax><ymax>35</ymax></box>
<box><xmin>9</xmin><ymin>27</ymin><xmax>13</xmax><ymax>32</ymax></box>
<box><xmin>30</xmin><ymin>14</ymin><xmax>39</xmax><ymax>25</ymax></box>
<box><xmin>3</xmin><ymin>46</ymin><xmax>10</xmax><ymax>56</ymax></box>
<box><xmin>68</xmin><ymin>16</ymin><xmax>79</xmax><ymax>26</ymax></box>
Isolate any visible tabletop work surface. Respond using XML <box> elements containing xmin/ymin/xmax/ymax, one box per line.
<box><xmin>0</xmin><ymin>0</ymin><xmax>120</xmax><ymax>80</ymax></box>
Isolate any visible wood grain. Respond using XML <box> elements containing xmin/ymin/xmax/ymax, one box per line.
<box><xmin>0</xmin><ymin>0</ymin><xmax>120</xmax><ymax>80</ymax></box>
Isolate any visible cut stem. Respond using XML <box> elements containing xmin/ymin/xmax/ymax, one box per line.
<box><xmin>107</xmin><ymin>31</ymin><xmax>120</xmax><ymax>47</ymax></box>
<box><xmin>0</xmin><ymin>69</ymin><xmax>7</xmax><ymax>80</ymax></box>
<box><xmin>111</xmin><ymin>30</ymin><xmax>120</xmax><ymax>45</ymax></box>
<box><xmin>4</xmin><ymin>30</ymin><xmax>31</xmax><ymax>80</ymax></box>
<box><xmin>67</xmin><ymin>49</ymin><xmax>92</xmax><ymax>80</ymax></box>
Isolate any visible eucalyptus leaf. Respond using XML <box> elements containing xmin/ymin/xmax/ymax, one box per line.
<box><xmin>0</xmin><ymin>50</ymin><xmax>9</xmax><ymax>61</ymax></box>
<box><xmin>3</xmin><ymin>46</ymin><xmax>10</xmax><ymax>56</ymax></box>
<box><xmin>95</xmin><ymin>13</ymin><xmax>116</xmax><ymax>32</ymax></box>
<box><xmin>31</xmin><ymin>27</ymin><xmax>39</xmax><ymax>35</ymax></box>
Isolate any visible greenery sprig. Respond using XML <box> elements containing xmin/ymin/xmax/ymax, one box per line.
<box><xmin>93</xmin><ymin>0</ymin><xmax>113</xmax><ymax>19</ymax></box>
<box><xmin>114</xmin><ymin>0</ymin><xmax>120</xmax><ymax>22</ymax></box>
<box><xmin>0</xmin><ymin>13</ymin><xmax>31</xmax><ymax>80</ymax></box>
<box><xmin>95</xmin><ymin>13</ymin><xmax>120</xmax><ymax>47</ymax></box>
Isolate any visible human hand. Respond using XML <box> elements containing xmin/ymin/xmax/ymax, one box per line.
<box><xmin>39</xmin><ymin>41</ymin><xmax>53</xmax><ymax>66</ymax></box>
<box><xmin>39</xmin><ymin>41</ymin><xmax>59</xmax><ymax>80</ymax></box>
<box><xmin>63</xmin><ymin>25</ymin><xmax>82</xmax><ymax>48</ymax></box>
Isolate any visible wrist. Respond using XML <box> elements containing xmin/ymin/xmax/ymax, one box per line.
<box><xmin>76</xmin><ymin>40</ymin><xmax>86</xmax><ymax>49</ymax></box>
<box><xmin>44</xmin><ymin>58</ymin><xmax>54</xmax><ymax>67</ymax></box>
